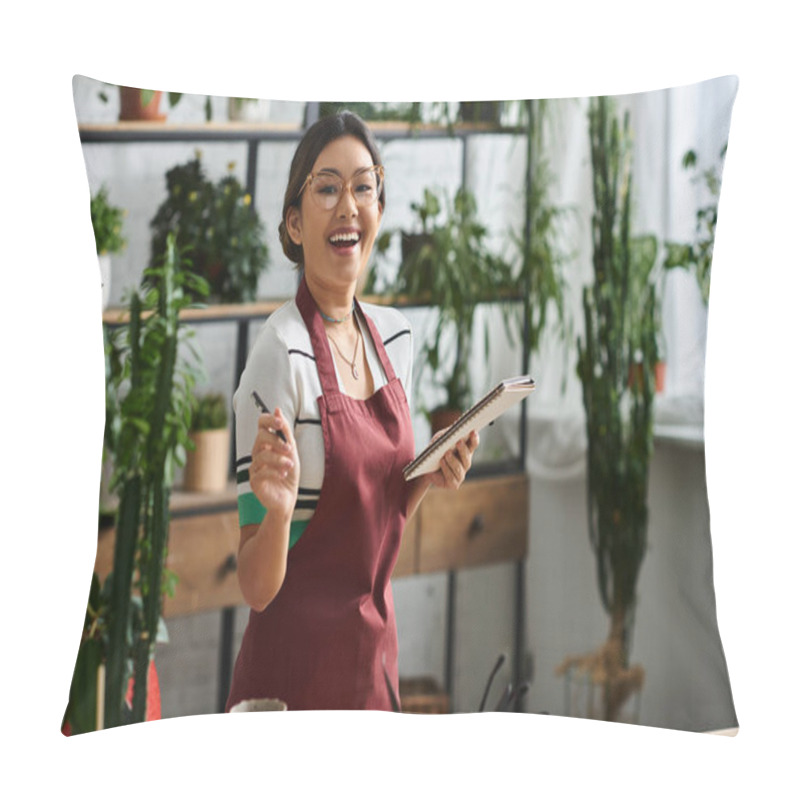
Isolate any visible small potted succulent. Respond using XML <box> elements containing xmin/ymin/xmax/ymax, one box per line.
<box><xmin>149</xmin><ymin>153</ymin><xmax>269</xmax><ymax>303</ymax></box>
<box><xmin>183</xmin><ymin>392</ymin><xmax>230</xmax><ymax>493</ymax></box>
<box><xmin>90</xmin><ymin>185</ymin><xmax>126</xmax><ymax>309</ymax></box>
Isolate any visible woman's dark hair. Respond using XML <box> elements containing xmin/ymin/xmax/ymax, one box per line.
<box><xmin>279</xmin><ymin>111</ymin><xmax>385</xmax><ymax>265</ymax></box>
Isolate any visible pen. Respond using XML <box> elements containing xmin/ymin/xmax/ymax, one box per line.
<box><xmin>251</xmin><ymin>390</ymin><xmax>287</xmax><ymax>443</ymax></box>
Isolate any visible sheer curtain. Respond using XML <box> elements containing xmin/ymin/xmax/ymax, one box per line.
<box><xmin>473</xmin><ymin>76</ymin><xmax>738</xmax><ymax>478</ymax></box>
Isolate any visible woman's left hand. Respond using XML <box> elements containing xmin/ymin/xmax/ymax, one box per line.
<box><xmin>429</xmin><ymin>430</ymin><xmax>479</xmax><ymax>490</ymax></box>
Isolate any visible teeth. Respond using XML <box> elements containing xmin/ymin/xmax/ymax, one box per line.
<box><xmin>329</xmin><ymin>232</ymin><xmax>360</xmax><ymax>244</ymax></box>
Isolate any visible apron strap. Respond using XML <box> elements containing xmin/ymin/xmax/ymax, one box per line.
<box><xmin>296</xmin><ymin>275</ymin><xmax>339</xmax><ymax>395</ymax></box>
<box><xmin>296</xmin><ymin>275</ymin><xmax>399</xmax><ymax>394</ymax></box>
<box><xmin>354</xmin><ymin>295</ymin><xmax>398</xmax><ymax>384</ymax></box>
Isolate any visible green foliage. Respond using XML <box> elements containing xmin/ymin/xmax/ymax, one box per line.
<box><xmin>190</xmin><ymin>391</ymin><xmax>228</xmax><ymax>431</ymax></box>
<box><xmin>316</xmin><ymin>101</ymin><xmax>424</xmax><ymax>124</ymax></box>
<box><xmin>511</xmin><ymin>99</ymin><xmax>572</xmax><ymax>371</ymax></box>
<box><xmin>457</xmin><ymin>101</ymin><xmax>504</xmax><ymax>126</ymax></box>
<box><xmin>576</xmin><ymin>97</ymin><xmax>659</xmax><ymax>665</ymax></box>
<box><xmin>98</xmin><ymin>85</ymin><xmax>207</xmax><ymax>119</ymax></box>
<box><xmin>90</xmin><ymin>186</ymin><xmax>127</xmax><ymax>255</ymax></box>
<box><xmin>64</xmin><ymin>234</ymin><xmax>206</xmax><ymax>733</ymax></box>
<box><xmin>662</xmin><ymin>144</ymin><xmax>727</xmax><ymax>305</ymax></box>
<box><xmin>371</xmin><ymin>186</ymin><xmax>514</xmax><ymax>413</ymax></box>
<box><xmin>149</xmin><ymin>154</ymin><xmax>269</xmax><ymax>303</ymax></box>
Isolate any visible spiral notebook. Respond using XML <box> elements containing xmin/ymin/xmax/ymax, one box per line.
<box><xmin>403</xmin><ymin>375</ymin><xmax>536</xmax><ymax>481</ymax></box>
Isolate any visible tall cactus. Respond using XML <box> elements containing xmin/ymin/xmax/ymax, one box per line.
<box><xmin>64</xmin><ymin>234</ymin><xmax>206</xmax><ymax>733</ymax></box>
<box><xmin>571</xmin><ymin>96</ymin><xmax>658</xmax><ymax>721</ymax></box>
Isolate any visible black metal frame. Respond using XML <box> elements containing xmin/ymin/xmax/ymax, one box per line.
<box><xmin>85</xmin><ymin>117</ymin><xmax>531</xmax><ymax>714</ymax></box>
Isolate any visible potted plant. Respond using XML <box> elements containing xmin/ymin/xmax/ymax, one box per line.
<box><xmin>228</xmin><ymin>95</ymin><xmax>271</xmax><ymax>123</ymax></box>
<box><xmin>663</xmin><ymin>145</ymin><xmax>727</xmax><ymax>306</ymax></box>
<box><xmin>311</xmin><ymin>101</ymin><xmax>424</xmax><ymax>126</ymax></box>
<box><xmin>557</xmin><ymin>96</ymin><xmax>658</xmax><ymax>723</ymax></box>
<box><xmin>149</xmin><ymin>153</ymin><xmax>269</xmax><ymax>303</ymax></box>
<box><xmin>510</xmin><ymin>99</ymin><xmax>572</xmax><ymax>379</ymax></box>
<box><xmin>98</xmin><ymin>83</ymin><xmax>212</xmax><ymax>123</ymax></box>
<box><xmin>371</xmin><ymin>186</ymin><xmax>514</xmax><ymax>433</ymax></box>
<box><xmin>183</xmin><ymin>392</ymin><xmax>230</xmax><ymax>493</ymax></box>
<box><xmin>458</xmin><ymin>101</ymin><xmax>505</xmax><ymax>127</ymax></box>
<box><xmin>63</xmin><ymin>234</ymin><xmax>207</xmax><ymax>733</ymax></box>
<box><xmin>90</xmin><ymin>186</ymin><xmax>126</xmax><ymax>309</ymax></box>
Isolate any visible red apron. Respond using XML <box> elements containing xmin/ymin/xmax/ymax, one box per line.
<box><xmin>226</xmin><ymin>277</ymin><xmax>415</xmax><ymax>711</ymax></box>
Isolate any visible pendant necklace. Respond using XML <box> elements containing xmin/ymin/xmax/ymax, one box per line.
<box><xmin>327</xmin><ymin>326</ymin><xmax>361</xmax><ymax>380</ymax></box>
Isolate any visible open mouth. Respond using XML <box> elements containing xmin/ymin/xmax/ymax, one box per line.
<box><xmin>328</xmin><ymin>231</ymin><xmax>361</xmax><ymax>249</ymax></box>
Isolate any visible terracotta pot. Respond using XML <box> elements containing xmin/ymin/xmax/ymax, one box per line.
<box><xmin>62</xmin><ymin>659</ymin><xmax>161</xmax><ymax>735</ymax></box>
<box><xmin>627</xmin><ymin>361</ymin><xmax>666</xmax><ymax>394</ymax></box>
<box><xmin>118</xmin><ymin>86</ymin><xmax>166</xmax><ymax>122</ymax></box>
<box><xmin>655</xmin><ymin>361</ymin><xmax>666</xmax><ymax>394</ymax></box>
<box><xmin>183</xmin><ymin>428</ymin><xmax>230</xmax><ymax>492</ymax></box>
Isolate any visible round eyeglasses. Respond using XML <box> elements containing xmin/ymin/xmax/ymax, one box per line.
<box><xmin>299</xmin><ymin>165</ymin><xmax>384</xmax><ymax>211</ymax></box>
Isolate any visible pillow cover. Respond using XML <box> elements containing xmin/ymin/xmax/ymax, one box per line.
<box><xmin>64</xmin><ymin>74</ymin><xmax>738</xmax><ymax>734</ymax></box>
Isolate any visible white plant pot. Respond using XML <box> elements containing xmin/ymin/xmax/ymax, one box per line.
<box><xmin>228</xmin><ymin>97</ymin><xmax>271</xmax><ymax>123</ymax></box>
<box><xmin>98</xmin><ymin>253</ymin><xmax>111</xmax><ymax>309</ymax></box>
<box><xmin>183</xmin><ymin>428</ymin><xmax>231</xmax><ymax>492</ymax></box>
<box><xmin>229</xmin><ymin>698</ymin><xmax>287</xmax><ymax>712</ymax></box>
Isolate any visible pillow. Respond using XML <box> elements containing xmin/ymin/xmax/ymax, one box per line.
<box><xmin>63</xmin><ymin>74</ymin><xmax>737</xmax><ymax>735</ymax></box>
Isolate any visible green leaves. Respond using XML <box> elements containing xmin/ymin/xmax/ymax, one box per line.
<box><xmin>390</xmin><ymin>186</ymin><xmax>514</xmax><ymax>411</ymax></box>
<box><xmin>579</xmin><ymin>96</ymin><xmax>658</xmax><ymax>662</ymax></box>
<box><xmin>189</xmin><ymin>391</ymin><xmax>228</xmax><ymax>431</ymax></box>
<box><xmin>662</xmin><ymin>144</ymin><xmax>726</xmax><ymax>306</ymax></box>
<box><xmin>90</xmin><ymin>186</ymin><xmax>127</xmax><ymax>256</ymax></box>
<box><xmin>67</xmin><ymin>233</ymin><xmax>206</xmax><ymax>733</ymax></box>
<box><xmin>66</xmin><ymin>637</ymin><xmax>104</xmax><ymax>735</ymax></box>
<box><xmin>149</xmin><ymin>156</ymin><xmax>268</xmax><ymax>302</ymax></box>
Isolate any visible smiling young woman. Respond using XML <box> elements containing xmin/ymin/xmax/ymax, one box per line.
<box><xmin>226</xmin><ymin>111</ymin><xmax>479</xmax><ymax>713</ymax></box>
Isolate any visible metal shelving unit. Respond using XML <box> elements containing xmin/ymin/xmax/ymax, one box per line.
<box><xmin>85</xmin><ymin>116</ymin><xmax>532</xmax><ymax>713</ymax></box>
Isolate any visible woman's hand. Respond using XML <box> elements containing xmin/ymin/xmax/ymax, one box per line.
<box><xmin>429</xmin><ymin>429</ymin><xmax>479</xmax><ymax>490</ymax></box>
<box><xmin>249</xmin><ymin>407</ymin><xmax>300</xmax><ymax>518</ymax></box>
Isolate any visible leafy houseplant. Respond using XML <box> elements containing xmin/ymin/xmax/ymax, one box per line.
<box><xmin>371</xmin><ymin>187</ymin><xmax>514</xmax><ymax>430</ymax></box>
<box><xmin>90</xmin><ymin>186</ymin><xmax>126</xmax><ymax>256</ymax></box>
<box><xmin>512</xmin><ymin>99</ymin><xmax>571</xmax><ymax>376</ymax></box>
<box><xmin>458</xmin><ymin>101</ymin><xmax>505</xmax><ymax>126</ymax></box>
<box><xmin>662</xmin><ymin>145</ymin><xmax>727</xmax><ymax>306</ymax></box>
<box><xmin>99</xmin><ymin>84</ymin><xmax>212</xmax><ymax>122</ymax></box>
<box><xmin>63</xmin><ymin>234</ymin><xmax>207</xmax><ymax>733</ymax></box>
<box><xmin>314</xmin><ymin>101</ymin><xmax>424</xmax><ymax>125</ymax></box>
<box><xmin>90</xmin><ymin>186</ymin><xmax>126</xmax><ymax>310</ymax></box>
<box><xmin>149</xmin><ymin>154</ymin><xmax>269</xmax><ymax>303</ymax></box>
<box><xmin>183</xmin><ymin>392</ymin><xmax>231</xmax><ymax>493</ymax></box>
<box><xmin>558</xmin><ymin>96</ymin><xmax>658</xmax><ymax>723</ymax></box>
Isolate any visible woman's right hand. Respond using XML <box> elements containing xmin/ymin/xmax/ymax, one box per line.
<box><xmin>249</xmin><ymin>407</ymin><xmax>300</xmax><ymax>518</ymax></box>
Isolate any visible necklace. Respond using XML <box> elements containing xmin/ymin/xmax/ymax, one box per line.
<box><xmin>318</xmin><ymin>301</ymin><xmax>355</xmax><ymax>324</ymax></box>
<box><xmin>327</xmin><ymin>326</ymin><xmax>361</xmax><ymax>380</ymax></box>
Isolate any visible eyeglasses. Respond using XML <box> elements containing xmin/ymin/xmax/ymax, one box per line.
<box><xmin>299</xmin><ymin>165</ymin><xmax>384</xmax><ymax>211</ymax></box>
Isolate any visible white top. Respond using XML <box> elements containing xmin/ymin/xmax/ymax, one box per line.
<box><xmin>233</xmin><ymin>296</ymin><xmax>414</xmax><ymax>540</ymax></box>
